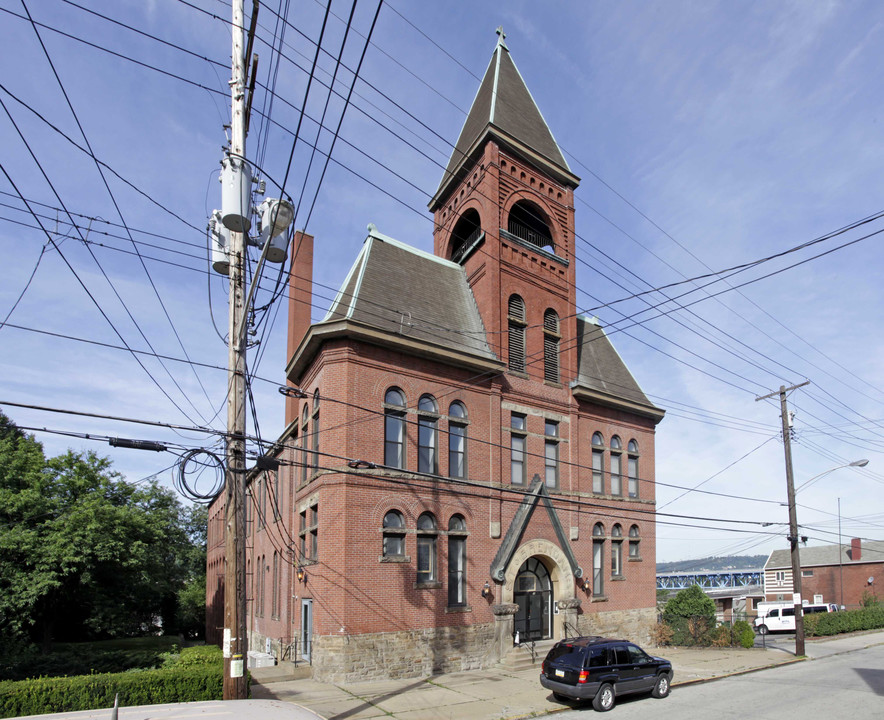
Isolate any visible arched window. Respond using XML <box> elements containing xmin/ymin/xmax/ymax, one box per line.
<box><xmin>448</xmin><ymin>401</ymin><xmax>468</xmax><ymax>479</ymax></box>
<box><xmin>507</xmin><ymin>295</ymin><xmax>526</xmax><ymax>373</ymax></box>
<box><xmin>417</xmin><ymin>512</ymin><xmax>437</xmax><ymax>583</ymax></box>
<box><xmin>592</xmin><ymin>523</ymin><xmax>605</xmax><ymax>598</ymax></box>
<box><xmin>543</xmin><ymin>309</ymin><xmax>560</xmax><ymax>383</ymax></box>
<box><xmin>449</xmin><ymin>209</ymin><xmax>483</xmax><ymax>263</ymax></box>
<box><xmin>508</xmin><ymin>199</ymin><xmax>554</xmax><ymax>253</ymax></box>
<box><xmin>418</xmin><ymin>395</ymin><xmax>439</xmax><ymax>474</ymax></box>
<box><xmin>592</xmin><ymin>432</ymin><xmax>605</xmax><ymax>494</ymax></box>
<box><xmin>448</xmin><ymin>515</ymin><xmax>467</xmax><ymax>606</ymax></box>
<box><xmin>627</xmin><ymin>439</ymin><xmax>639</xmax><ymax>498</ymax></box>
<box><xmin>610</xmin><ymin>436</ymin><xmax>623</xmax><ymax>496</ymax></box>
<box><xmin>629</xmin><ymin>525</ymin><xmax>641</xmax><ymax>559</ymax></box>
<box><xmin>384</xmin><ymin>388</ymin><xmax>406</xmax><ymax>469</ymax></box>
<box><xmin>611</xmin><ymin>524</ymin><xmax>623</xmax><ymax>578</ymax></box>
<box><xmin>382</xmin><ymin>510</ymin><xmax>405</xmax><ymax>557</ymax></box>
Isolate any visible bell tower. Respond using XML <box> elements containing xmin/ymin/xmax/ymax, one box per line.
<box><xmin>429</xmin><ymin>30</ymin><xmax>581</xmax><ymax>385</ymax></box>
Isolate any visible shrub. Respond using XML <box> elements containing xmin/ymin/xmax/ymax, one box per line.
<box><xmin>663</xmin><ymin>586</ymin><xmax>716</xmax><ymax>625</ymax></box>
<box><xmin>804</xmin><ymin>606</ymin><xmax>884</xmax><ymax>637</ymax></box>
<box><xmin>650</xmin><ymin>622</ymin><xmax>674</xmax><ymax>647</ymax></box>
<box><xmin>0</xmin><ymin>639</ymin><xmax>179</xmax><ymax>682</ymax></box>
<box><xmin>0</xmin><ymin>662</ymin><xmax>228</xmax><ymax>718</ymax></box>
<box><xmin>161</xmin><ymin>645</ymin><xmax>222</xmax><ymax>669</ymax></box>
<box><xmin>732</xmin><ymin>620</ymin><xmax>755</xmax><ymax>649</ymax></box>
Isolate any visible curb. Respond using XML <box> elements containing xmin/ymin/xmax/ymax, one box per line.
<box><xmin>671</xmin><ymin>655</ymin><xmax>806</xmax><ymax>688</ymax></box>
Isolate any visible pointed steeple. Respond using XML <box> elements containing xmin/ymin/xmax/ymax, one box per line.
<box><xmin>431</xmin><ymin>32</ymin><xmax>578</xmax><ymax>209</ymax></box>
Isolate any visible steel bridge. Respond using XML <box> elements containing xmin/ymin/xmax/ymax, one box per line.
<box><xmin>656</xmin><ymin>569</ymin><xmax>762</xmax><ymax>590</ymax></box>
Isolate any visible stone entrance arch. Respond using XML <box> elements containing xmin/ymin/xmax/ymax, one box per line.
<box><xmin>497</xmin><ymin>539</ymin><xmax>579</xmax><ymax>643</ymax></box>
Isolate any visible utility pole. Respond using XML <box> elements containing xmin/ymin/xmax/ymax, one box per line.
<box><xmin>756</xmin><ymin>381</ymin><xmax>810</xmax><ymax>657</ymax></box>
<box><xmin>223</xmin><ymin>0</ymin><xmax>248</xmax><ymax>700</ymax></box>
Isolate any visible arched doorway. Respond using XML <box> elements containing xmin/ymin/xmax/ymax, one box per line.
<box><xmin>513</xmin><ymin>557</ymin><xmax>552</xmax><ymax>642</ymax></box>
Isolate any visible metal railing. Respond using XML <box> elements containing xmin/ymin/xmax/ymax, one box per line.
<box><xmin>450</xmin><ymin>226</ymin><xmax>484</xmax><ymax>264</ymax></box>
<box><xmin>506</xmin><ymin>219</ymin><xmax>552</xmax><ymax>250</ymax></box>
<box><xmin>278</xmin><ymin>636</ymin><xmax>310</xmax><ymax>665</ymax></box>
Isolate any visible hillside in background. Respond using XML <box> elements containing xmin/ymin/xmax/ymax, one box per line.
<box><xmin>656</xmin><ymin>555</ymin><xmax>768</xmax><ymax>573</ymax></box>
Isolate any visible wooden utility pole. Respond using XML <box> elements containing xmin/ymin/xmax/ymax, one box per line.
<box><xmin>757</xmin><ymin>381</ymin><xmax>810</xmax><ymax>657</ymax></box>
<box><xmin>223</xmin><ymin>0</ymin><xmax>248</xmax><ymax>700</ymax></box>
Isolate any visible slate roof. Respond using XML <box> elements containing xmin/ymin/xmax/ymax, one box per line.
<box><xmin>432</xmin><ymin>37</ymin><xmax>577</xmax><ymax>207</ymax></box>
<box><xmin>572</xmin><ymin>316</ymin><xmax>664</xmax><ymax>420</ymax></box>
<box><xmin>766</xmin><ymin>540</ymin><xmax>884</xmax><ymax>569</ymax></box>
<box><xmin>321</xmin><ymin>226</ymin><xmax>496</xmax><ymax>362</ymax></box>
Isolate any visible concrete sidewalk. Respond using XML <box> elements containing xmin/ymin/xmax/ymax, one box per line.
<box><xmin>250</xmin><ymin>629</ymin><xmax>884</xmax><ymax>720</ymax></box>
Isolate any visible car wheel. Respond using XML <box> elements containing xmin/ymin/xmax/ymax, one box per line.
<box><xmin>757</xmin><ymin>624</ymin><xmax>768</xmax><ymax>635</ymax></box>
<box><xmin>592</xmin><ymin>683</ymin><xmax>615</xmax><ymax>712</ymax></box>
<box><xmin>553</xmin><ymin>693</ymin><xmax>570</xmax><ymax>703</ymax></box>
<box><xmin>652</xmin><ymin>674</ymin><xmax>670</xmax><ymax>698</ymax></box>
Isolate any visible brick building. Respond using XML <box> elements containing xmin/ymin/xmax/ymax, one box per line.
<box><xmin>763</xmin><ymin>538</ymin><xmax>884</xmax><ymax>609</ymax></box>
<box><xmin>207</xmin><ymin>36</ymin><xmax>665</xmax><ymax>682</ymax></box>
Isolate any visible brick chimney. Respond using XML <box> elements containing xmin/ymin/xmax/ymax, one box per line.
<box><xmin>285</xmin><ymin>230</ymin><xmax>314</xmax><ymax>427</ymax></box>
<box><xmin>850</xmin><ymin>537</ymin><xmax>862</xmax><ymax>561</ymax></box>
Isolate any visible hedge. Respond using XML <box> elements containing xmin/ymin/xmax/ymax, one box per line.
<box><xmin>804</xmin><ymin>606</ymin><xmax>884</xmax><ymax>637</ymax></box>
<box><xmin>0</xmin><ymin>662</ymin><xmax>226</xmax><ymax>718</ymax></box>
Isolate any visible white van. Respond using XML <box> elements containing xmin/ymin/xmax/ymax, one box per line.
<box><xmin>754</xmin><ymin>602</ymin><xmax>838</xmax><ymax>634</ymax></box>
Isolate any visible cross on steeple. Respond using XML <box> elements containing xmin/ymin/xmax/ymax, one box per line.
<box><xmin>496</xmin><ymin>26</ymin><xmax>507</xmax><ymax>48</ymax></box>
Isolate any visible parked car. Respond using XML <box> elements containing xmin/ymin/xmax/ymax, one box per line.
<box><xmin>539</xmin><ymin>636</ymin><xmax>673</xmax><ymax>712</ymax></box>
<box><xmin>754</xmin><ymin>602</ymin><xmax>838</xmax><ymax>634</ymax></box>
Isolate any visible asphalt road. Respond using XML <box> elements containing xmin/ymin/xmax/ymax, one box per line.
<box><xmin>554</xmin><ymin>642</ymin><xmax>884</xmax><ymax>718</ymax></box>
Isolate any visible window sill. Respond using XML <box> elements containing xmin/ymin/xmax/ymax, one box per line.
<box><xmin>415</xmin><ymin>581</ymin><xmax>443</xmax><ymax>590</ymax></box>
<box><xmin>445</xmin><ymin>605</ymin><xmax>472</xmax><ymax>614</ymax></box>
<box><xmin>591</xmin><ymin>595</ymin><xmax>608</xmax><ymax>603</ymax></box>
<box><xmin>628</xmin><ymin>557</ymin><xmax>642</xmax><ymax>562</ymax></box>
<box><xmin>379</xmin><ymin>555</ymin><xmax>411</xmax><ymax>563</ymax></box>
<box><xmin>611</xmin><ymin>575</ymin><xmax>626</xmax><ymax>582</ymax></box>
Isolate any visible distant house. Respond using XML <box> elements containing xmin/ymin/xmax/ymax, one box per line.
<box><xmin>763</xmin><ymin>538</ymin><xmax>884</xmax><ymax>609</ymax></box>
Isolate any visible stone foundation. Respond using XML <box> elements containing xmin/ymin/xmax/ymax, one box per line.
<box><xmin>575</xmin><ymin>606</ymin><xmax>657</xmax><ymax>646</ymax></box>
<box><xmin>311</xmin><ymin>622</ymin><xmax>497</xmax><ymax>683</ymax></box>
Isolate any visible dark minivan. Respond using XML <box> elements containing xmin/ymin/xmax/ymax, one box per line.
<box><xmin>539</xmin><ymin>636</ymin><xmax>673</xmax><ymax>712</ymax></box>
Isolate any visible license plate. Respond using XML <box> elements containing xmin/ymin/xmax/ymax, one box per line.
<box><xmin>555</xmin><ymin>669</ymin><xmax>564</xmax><ymax>677</ymax></box>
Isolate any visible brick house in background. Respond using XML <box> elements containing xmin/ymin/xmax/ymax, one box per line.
<box><xmin>763</xmin><ymin>538</ymin><xmax>884</xmax><ymax>609</ymax></box>
<box><xmin>207</xmin><ymin>35</ymin><xmax>665</xmax><ymax>682</ymax></box>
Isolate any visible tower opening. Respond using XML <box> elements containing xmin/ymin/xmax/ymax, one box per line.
<box><xmin>507</xmin><ymin>200</ymin><xmax>554</xmax><ymax>253</ymax></box>
<box><xmin>449</xmin><ymin>209</ymin><xmax>483</xmax><ymax>263</ymax></box>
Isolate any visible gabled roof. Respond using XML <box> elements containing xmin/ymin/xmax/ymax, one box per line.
<box><xmin>766</xmin><ymin>540</ymin><xmax>884</xmax><ymax>569</ymax></box>
<box><xmin>490</xmin><ymin>475</ymin><xmax>582</xmax><ymax>582</ymax></box>
<box><xmin>317</xmin><ymin>225</ymin><xmax>496</xmax><ymax>360</ymax></box>
<box><xmin>571</xmin><ymin>316</ymin><xmax>665</xmax><ymax>422</ymax></box>
<box><xmin>431</xmin><ymin>35</ymin><xmax>578</xmax><ymax>209</ymax></box>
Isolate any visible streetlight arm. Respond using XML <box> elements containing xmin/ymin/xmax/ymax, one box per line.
<box><xmin>794</xmin><ymin>459</ymin><xmax>869</xmax><ymax>493</ymax></box>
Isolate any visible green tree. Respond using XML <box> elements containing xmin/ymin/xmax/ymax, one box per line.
<box><xmin>663</xmin><ymin>584</ymin><xmax>717</xmax><ymax>622</ymax></box>
<box><xmin>662</xmin><ymin>585</ymin><xmax>717</xmax><ymax>646</ymax></box>
<box><xmin>0</xmin><ymin>412</ymin><xmax>206</xmax><ymax>649</ymax></box>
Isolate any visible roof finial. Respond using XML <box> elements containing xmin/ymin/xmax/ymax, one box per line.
<box><xmin>496</xmin><ymin>26</ymin><xmax>507</xmax><ymax>49</ymax></box>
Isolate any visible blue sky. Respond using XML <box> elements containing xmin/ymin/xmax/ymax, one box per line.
<box><xmin>1</xmin><ymin>0</ymin><xmax>882</xmax><ymax>563</ymax></box>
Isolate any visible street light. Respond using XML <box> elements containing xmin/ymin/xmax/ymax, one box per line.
<box><xmin>794</xmin><ymin>459</ymin><xmax>869</xmax><ymax>493</ymax></box>
<box><xmin>788</xmin><ymin>458</ymin><xmax>870</xmax><ymax>657</ymax></box>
